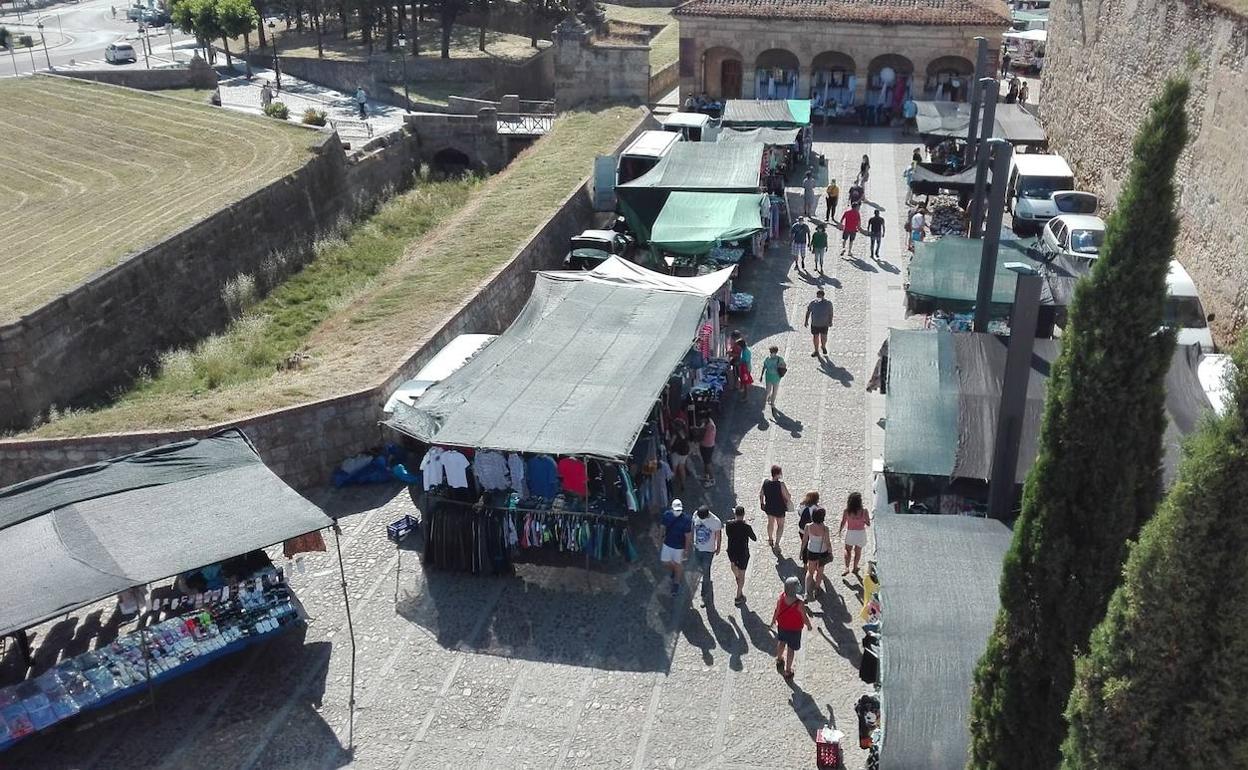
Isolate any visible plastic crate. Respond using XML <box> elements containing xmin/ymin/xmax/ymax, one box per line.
<box><xmin>387</xmin><ymin>515</ymin><xmax>418</xmax><ymax>543</ymax></box>
<box><xmin>816</xmin><ymin>727</ymin><xmax>844</xmax><ymax>769</ymax></box>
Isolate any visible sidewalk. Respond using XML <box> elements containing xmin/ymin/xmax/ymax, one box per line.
<box><xmin>218</xmin><ymin>62</ymin><xmax>408</xmax><ymax>137</ymax></box>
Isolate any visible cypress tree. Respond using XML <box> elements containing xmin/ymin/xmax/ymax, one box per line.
<box><xmin>966</xmin><ymin>78</ymin><xmax>1190</xmax><ymax>769</ymax></box>
<box><xmin>1062</xmin><ymin>338</ymin><xmax>1248</xmax><ymax>768</ymax></box>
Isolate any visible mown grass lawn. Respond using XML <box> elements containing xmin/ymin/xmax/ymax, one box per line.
<box><xmin>29</xmin><ymin>104</ymin><xmax>645</xmax><ymax>436</ymax></box>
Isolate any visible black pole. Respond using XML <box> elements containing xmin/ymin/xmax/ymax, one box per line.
<box><xmin>968</xmin><ymin>78</ymin><xmax>999</xmax><ymax>237</ymax></box>
<box><xmin>332</xmin><ymin>524</ymin><xmax>357</xmax><ymax>750</ymax></box>
<box><xmin>987</xmin><ymin>268</ymin><xmax>1043</xmax><ymax>519</ymax></box>
<box><xmin>973</xmin><ymin>141</ymin><xmax>1014</xmax><ymax>332</ymax></box>
<box><xmin>965</xmin><ymin>37</ymin><xmax>987</xmax><ymax>166</ymax></box>
<box><xmin>37</xmin><ymin>24</ymin><xmax>50</xmax><ymax>69</ymax></box>
<box><xmin>270</xmin><ymin>23</ymin><xmax>282</xmax><ymax>90</ymax></box>
<box><xmin>401</xmin><ymin>40</ymin><xmax>410</xmax><ymax>113</ymax></box>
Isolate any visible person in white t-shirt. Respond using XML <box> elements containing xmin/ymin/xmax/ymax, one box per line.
<box><xmin>908</xmin><ymin>206</ymin><xmax>928</xmax><ymax>252</ymax></box>
<box><xmin>690</xmin><ymin>505</ymin><xmax>723</xmax><ymax>595</ymax></box>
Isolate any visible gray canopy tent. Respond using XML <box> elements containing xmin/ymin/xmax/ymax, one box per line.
<box><xmin>875</xmin><ymin>512</ymin><xmax>1012</xmax><ymax>770</ymax></box>
<box><xmin>914</xmin><ymin>100</ymin><xmax>1047</xmax><ymax>146</ymax></box>
<box><xmin>0</xmin><ymin>429</ymin><xmax>359</xmax><ymax>745</ymax></box>
<box><xmin>718</xmin><ymin>127</ymin><xmax>801</xmax><ymax>146</ymax></box>
<box><xmin>385</xmin><ymin>258</ymin><xmax>734</xmax><ymax>461</ymax></box>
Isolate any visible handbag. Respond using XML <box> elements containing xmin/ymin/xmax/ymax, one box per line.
<box><xmin>777</xmin><ymin>363</ymin><xmax>788</xmax><ymax>378</ymax></box>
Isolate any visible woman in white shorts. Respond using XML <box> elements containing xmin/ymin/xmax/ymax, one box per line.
<box><xmin>837</xmin><ymin>491</ymin><xmax>872</xmax><ymax>577</ymax></box>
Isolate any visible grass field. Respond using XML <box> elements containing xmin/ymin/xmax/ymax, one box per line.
<box><xmin>603</xmin><ymin>4</ymin><xmax>678</xmax><ymax>71</ymax></box>
<box><xmin>29</xmin><ymin>104</ymin><xmax>644</xmax><ymax>436</ymax></box>
<box><xmin>253</xmin><ymin>23</ymin><xmax>547</xmax><ymax>63</ymax></box>
<box><xmin>0</xmin><ymin>77</ymin><xmax>320</xmax><ymax>323</ymax></box>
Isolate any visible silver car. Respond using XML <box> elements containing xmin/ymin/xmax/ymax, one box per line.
<box><xmin>105</xmin><ymin>43</ymin><xmax>138</xmax><ymax>63</ymax></box>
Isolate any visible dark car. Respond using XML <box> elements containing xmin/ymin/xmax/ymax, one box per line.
<box><xmin>564</xmin><ymin>229</ymin><xmax>636</xmax><ymax>270</ymax></box>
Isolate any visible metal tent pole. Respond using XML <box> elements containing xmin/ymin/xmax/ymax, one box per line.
<box><xmin>973</xmin><ymin>140</ymin><xmax>1014</xmax><ymax>333</ymax></box>
<box><xmin>332</xmin><ymin>524</ymin><xmax>357</xmax><ymax>751</ymax></box>
<box><xmin>965</xmin><ymin>37</ymin><xmax>988</xmax><ymax>166</ymax></box>
<box><xmin>968</xmin><ymin>77</ymin><xmax>999</xmax><ymax>237</ymax></box>
<box><xmin>987</xmin><ymin>266</ymin><xmax>1043</xmax><ymax>519</ymax></box>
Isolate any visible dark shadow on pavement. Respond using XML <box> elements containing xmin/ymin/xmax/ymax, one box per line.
<box><xmin>875</xmin><ymin>258</ymin><xmax>901</xmax><ymax>274</ymax></box>
<box><xmin>770</xmin><ymin>406</ymin><xmax>803</xmax><ymax>438</ymax></box>
<box><xmin>786</xmin><ymin>677</ymin><xmax>834</xmax><ymax>738</ymax></box>
<box><xmin>841</xmin><ymin>255</ymin><xmax>878</xmax><ymax>273</ymax></box>
<box><xmin>819</xmin><ymin>358</ymin><xmax>855</xmax><ymax>387</ymax></box>
<box><xmin>814</xmin><ymin>586</ymin><xmax>862</xmax><ymax>666</ymax></box>
<box><xmin>739</xmin><ymin>604</ymin><xmax>776</xmax><ymax>654</ymax></box>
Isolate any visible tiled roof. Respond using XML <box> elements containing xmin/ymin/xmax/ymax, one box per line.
<box><xmin>672</xmin><ymin>0</ymin><xmax>1010</xmax><ymax>26</ymax></box>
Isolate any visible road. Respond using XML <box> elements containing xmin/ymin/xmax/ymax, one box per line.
<box><xmin>1</xmin><ymin>0</ymin><xmax>196</xmax><ymax>76</ymax></box>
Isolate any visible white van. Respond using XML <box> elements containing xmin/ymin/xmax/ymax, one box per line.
<box><xmin>1165</xmin><ymin>260</ymin><xmax>1215</xmax><ymax>350</ymax></box>
<box><xmin>616</xmin><ymin>130</ymin><xmax>682</xmax><ymax>185</ymax></box>
<box><xmin>659</xmin><ymin>112</ymin><xmax>719</xmax><ymax>142</ymax></box>
<box><xmin>1007</xmin><ymin>154</ymin><xmax>1075</xmax><ymax>235</ymax></box>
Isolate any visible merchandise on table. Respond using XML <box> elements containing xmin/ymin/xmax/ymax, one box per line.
<box><xmin>0</xmin><ymin>570</ymin><xmax>302</xmax><ymax>751</ymax></box>
<box><xmin>728</xmin><ymin>292</ymin><xmax>754</xmax><ymax>313</ymax></box>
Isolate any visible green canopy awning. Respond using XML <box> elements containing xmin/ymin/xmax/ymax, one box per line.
<box><xmin>650</xmin><ymin>192</ymin><xmax>767</xmax><ymax>255</ymax></box>
<box><xmin>721</xmin><ymin>99</ymin><xmax>811</xmax><ymax>128</ymax></box>
<box><xmin>616</xmin><ymin>142</ymin><xmax>764</xmax><ymax>243</ymax></box>
<box><xmin>906</xmin><ymin>236</ymin><xmax>1049</xmax><ymax>309</ymax></box>
<box><xmin>884</xmin><ymin>329</ymin><xmax>959</xmax><ymax>480</ymax></box>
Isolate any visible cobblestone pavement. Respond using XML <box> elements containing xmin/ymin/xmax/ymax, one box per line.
<box><xmin>218</xmin><ymin>64</ymin><xmax>408</xmax><ymax>137</ymax></box>
<box><xmin>3</xmin><ymin>127</ymin><xmax>915</xmax><ymax>770</ymax></box>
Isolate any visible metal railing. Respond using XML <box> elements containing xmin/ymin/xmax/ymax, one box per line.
<box><xmin>517</xmin><ymin>99</ymin><xmax>556</xmax><ymax>114</ymax></box>
<box><xmin>329</xmin><ymin>117</ymin><xmax>374</xmax><ymax>139</ymax></box>
<box><xmin>496</xmin><ymin>112</ymin><xmax>553</xmax><ymax>136</ymax></box>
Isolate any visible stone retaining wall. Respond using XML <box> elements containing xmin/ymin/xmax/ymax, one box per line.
<box><xmin>60</xmin><ymin>57</ymin><xmax>218</xmax><ymax>90</ymax></box>
<box><xmin>1042</xmin><ymin>0</ymin><xmax>1248</xmax><ymax>343</ymax></box>
<box><xmin>554</xmin><ymin>25</ymin><xmax>649</xmax><ymax>107</ymax></box>
<box><xmin>0</xmin><ymin>129</ymin><xmax>425</xmax><ymax>431</ymax></box>
<box><xmin>649</xmin><ymin>59</ymin><xmax>678</xmax><ymax>101</ymax></box>
<box><xmin>0</xmin><ymin>110</ymin><xmax>655</xmax><ymax>490</ymax></box>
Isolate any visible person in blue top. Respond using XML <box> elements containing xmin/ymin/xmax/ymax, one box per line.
<box><xmin>660</xmin><ymin>499</ymin><xmax>693</xmax><ymax>596</ymax></box>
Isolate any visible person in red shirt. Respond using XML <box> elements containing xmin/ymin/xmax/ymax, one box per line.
<box><xmin>839</xmin><ymin>203</ymin><xmax>863</xmax><ymax>258</ymax></box>
<box><xmin>771</xmin><ymin>576</ymin><xmax>812</xmax><ymax>679</ymax></box>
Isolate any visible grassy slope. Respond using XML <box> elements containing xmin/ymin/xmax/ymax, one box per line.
<box><xmin>0</xmin><ymin>77</ymin><xmax>318</xmax><ymax>323</ymax></box>
<box><xmin>29</xmin><ymin>104</ymin><xmax>643</xmax><ymax>437</ymax></box>
<box><xmin>603</xmin><ymin>4</ymin><xmax>677</xmax><ymax>71</ymax></box>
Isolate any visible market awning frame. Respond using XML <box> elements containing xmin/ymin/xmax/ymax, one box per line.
<box><xmin>914</xmin><ymin>100</ymin><xmax>1047</xmax><ymax>145</ymax></box>
<box><xmin>649</xmin><ymin>191</ymin><xmax>767</xmax><ymax>256</ymax></box>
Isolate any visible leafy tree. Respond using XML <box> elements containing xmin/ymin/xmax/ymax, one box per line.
<box><xmin>1062</xmin><ymin>337</ymin><xmax>1248</xmax><ymax>767</ymax></box>
<box><xmin>966</xmin><ymin>77</ymin><xmax>1191</xmax><ymax>770</ymax></box>
<box><xmin>215</xmin><ymin>0</ymin><xmax>259</xmax><ymax>69</ymax></box>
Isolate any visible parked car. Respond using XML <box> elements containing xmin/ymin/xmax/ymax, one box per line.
<box><xmin>1198</xmin><ymin>352</ymin><xmax>1235</xmax><ymax>416</ymax></box>
<box><xmin>1165</xmin><ymin>260</ymin><xmax>1215</xmax><ymax>350</ymax></box>
<box><xmin>1037</xmin><ymin>214</ymin><xmax>1106</xmax><ymax>264</ymax></box>
<box><xmin>125</xmin><ymin>5</ymin><xmax>145</xmax><ymax>20</ymax></box>
<box><xmin>105</xmin><ymin>42</ymin><xmax>138</xmax><ymax>63</ymax></box>
<box><xmin>564</xmin><ymin>229</ymin><xmax>636</xmax><ymax>270</ymax></box>
<box><xmin>383</xmin><ymin>334</ymin><xmax>498</xmax><ymax>414</ymax></box>
<box><xmin>141</xmin><ymin>8</ymin><xmax>170</xmax><ymax>26</ymax></box>
<box><xmin>1007</xmin><ymin>154</ymin><xmax>1097</xmax><ymax>235</ymax></box>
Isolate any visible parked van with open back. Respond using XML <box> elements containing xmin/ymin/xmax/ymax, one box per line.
<box><xmin>616</xmin><ymin>130</ymin><xmax>682</xmax><ymax>185</ymax></box>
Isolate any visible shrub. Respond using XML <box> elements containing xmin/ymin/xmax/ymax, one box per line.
<box><xmin>18</xmin><ymin>34</ymin><xmax>33</xmax><ymax>48</ymax></box>
<box><xmin>301</xmin><ymin>108</ymin><xmax>327</xmax><ymax>126</ymax></box>
<box><xmin>263</xmin><ymin>101</ymin><xmax>289</xmax><ymax>120</ymax></box>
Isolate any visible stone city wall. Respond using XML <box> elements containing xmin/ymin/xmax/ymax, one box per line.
<box><xmin>676</xmin><ymin>17</ymin><xmax>1004</xmax><ymax>102</ymax></box>
<box><xmin>1042</xmin><ymin>0</ymin><xmax>1248</xmax><ymax>343</ymax></box>
<box><xmin>649</xmin><ymin>59</ymin><xmax>678</xmax><ymax>102</ymax></box>
<box><xmin>0</xmin><ymin>111</ymin><xmax>656</xmax><ymax>490</ymax></box>
<box><xmin>0</xmin><ymin>130</ymin><xmax>425</xmax><ymax>431</ymax></box>
<box><xmin>554</xmin><ymin>27</ymin><xmax>650</xmax><ymax>107</ymax></box>
<box><xmin>60</xmin><ymin>58</ymin><xmax>218</xmax><ymax>90</ymax></box>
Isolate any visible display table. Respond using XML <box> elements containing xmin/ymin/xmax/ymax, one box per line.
<box><xmin>0</xmin><ymin>569</ymin><xmax>304</xmax><ymax>751</ymax></box>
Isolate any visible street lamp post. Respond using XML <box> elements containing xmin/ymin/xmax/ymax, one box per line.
<box><xmin>166</xmin><ymin>21</ymin><xmax>175</xmax><ymax>62</ymax></box>
<box><xmin>137</xmin><ymin>24</ymin><xmax>150</xmax><ymax>68</ymax></box>
<box><xmin>268</xmin><ymin>19</ymin><xmax>281</xmax><ymax>91</ymax></box>
<box><xmin>396</xmin><ymin>32</ymin><xmax>410</xmax><ymax>113</ymax></box>
<box><xmin>36</xmin><ymin>21</ymin><xmax>50</xmax><ymax>69</ymax></box>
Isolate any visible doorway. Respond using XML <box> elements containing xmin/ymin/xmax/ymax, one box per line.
<box><xmin>721</xmin><ymin>59</ymin><xmax>742</xmax><ymax>99</ymax></box>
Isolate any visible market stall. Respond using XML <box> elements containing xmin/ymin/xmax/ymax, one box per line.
<box><xmin>720</xmin><ymin>99</ymin><xmax>812</xmax><ymax>128</ymax></box>
<box><xmin>1004</xmin><ymin>29</ymin><xmax>1047</xmax><ymax>73</ymax></box>
<box><xmin>873</xmin><ymin>512</ymin><xmax>1013</xmax><ymax>770</ymax></box>
<box><xmin>384</xmin><ymin>259</ymin><xmax>739</xmax><ymax>574</ymax></box>
<box><xmin>905</xmin><ymin>235</ymin><xmax>1086</xmax><ymax>334</ymax></box>
<box><xmin>914</xmin><ymin>100</ymin><xmax>1047</xmax><ymax>147</ymax></box>
<box><xmin>0</xmin><ymin>430</ymin><xmax>349</xmax><ymax>752</ymax></box>
<box><xmin>616</xmin><ymin>142</ymin><xmax>765</xmax><ymax>243</ymax></box>
<box><xmin>649</xmin><ymin>191</ymin><xmax>768</xmax><ymax>271</ymax></box>
<box><xmin>881</xmin><ymin>329</ymin><xmax>1213</xmax><ymax>513</ymax></box>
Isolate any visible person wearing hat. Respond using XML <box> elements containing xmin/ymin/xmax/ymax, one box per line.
<box><xmin>660</xmin><ymin>499</ymin><xmax>693</xmax><ymax>596</ymax></box>
<box><xmin>690</xmin><ymin>505</ymin><xmax>723</xmax><ymax>595</ymax></box>
<box><xmin>770</xmin><ymin>576</ymin><xmax>813</xmax><ymax>679</ymax></box>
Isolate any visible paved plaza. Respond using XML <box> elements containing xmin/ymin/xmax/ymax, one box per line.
<box><xmin>3</xmin><ymin>126</ymin><xmax>914</xmax><ymax>770</ymax></box>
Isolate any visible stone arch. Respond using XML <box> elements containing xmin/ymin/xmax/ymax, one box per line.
<box><xmin>431</xmin><ymin>147</ymin><xmax>473</xmax><ymax>177</ymax></box>
<box><xmin>866</xmin><ymin>53</ymin><xmax>915</xmax><ymax>107</ymax></box>
<box><xmin>754</xmin><ymin>48</ymin><xmax>801</xmax><ymax>99</ymax></box>
<box><xmin>924</xmin><ymin>55</ymin><xmax>975</xmax><ymax>101</ymax></box>
<box><xmin>703</xmin><ymin>45</ymin><xmax>744</xmax><ymax>100</ymax></box>
<box><xmin>810</xmin><ymin>51</ymin><xmax>857</xmax><ymax>108</ymax></box>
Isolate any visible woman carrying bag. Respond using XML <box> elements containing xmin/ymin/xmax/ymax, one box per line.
<box><xmin>761</xmin><ymin>345</ymin><xmax>787</xmax><ymax>407</ymax></box>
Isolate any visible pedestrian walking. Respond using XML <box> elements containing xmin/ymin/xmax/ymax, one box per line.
<box><xmin>734</xmin><ymin>336</ymin><xmax>753</xmax><ymax>401</ymax></box>
<box><xmin>802</xmin><ymin>170</ymin><xmax>817</xmax><ymax>217</ymax></box>
<box><xmin>698</xmin><ymin>415</ymin><xmax>718</xmax><ymax>486</ymax></box>
<box><xmin>804</xmin><ymin>289</ymin><xmax>833</xmax><ymax>358</ymax></box>
<box><xmin>838</xmin><ymin>492</ymin><xmax>872</xmax><ymax>577</ymax></box>
<box><xmin>771</xmin><ymin>576</ymin><xmax>812</xmax><ymax>679</ymax></box>
<box><xmin>355</xmin><ymin>86</ymin><xmax>369</xmax><ymax>118</ymax></box>
<box><xmin>1019</xmin><ymin>81</ymin><xmax>1030</xmax><ymax>106</ymax></box>
<box><xmin>810</xmin><ymin>223</ymin><xmax>828</xmax><ymax>273</ymax></box>
<box><xmin>668</xmin><ymin>422</ymin><xmax>691</xmax><ymax>491</ymax></box>
<box><xmin>825</xmin><ymin>179</ymin><xmax>839</xmax><ymax>221</ymax></box>
<box><xmin>867</xmin><ymin>207</ymin><xmax>886</xmax><ymax>261</ymax></box>
<box><xmin>660</xmin><ymin>499</ymin><xmax>692</xmax><ymax>596</ymax></box>
<box><xmin>857</xmin><ymin>154</ymin><xmax>871</xmax><ymax>193</ymax></box>
<box><xmin>761</xmin><ymin>345</ymin><xmax>786</xmax><ymax>406</ymax></box>
<box><xmin>725</xmin><ymin>506</ymin><xmax>757</xmax><ymax>606</ymax></box>
<box><xmin>801</xmin><ymin>506</ymin><xmax>832</xmax><ymax>597</ymax></box>
<box><xmin>1001</xmin><ymin>51</ymin><xmax>1012</xmax><ymax>77</ymax></box>
<box><xmin>690</xmin><ymin>505</ymin><xmax>722</xmax><ymax>595</ymax></box>
<box><xmin>848</xmin><ymin>180</ymin><xmax>864</xmax><ymax>208</ymax></box>
<box><xmin>1005</xmin><ymin>78</ymin><xmax>1019</xmax><ymax>104</ymax></box>
<box><xmin>727</xmin><ymin>329</ymin><xmax>742</xmax><ymax>392</ymax></box>
<box><xmin>260</xmin><ymin>81</ymin><xmax>273</xmax><ymax>110</ymax></box>
<box><xmin>111</xmin><ymin>4</ymin><xmax>116</xmax><ymax>18</ymax></box>
<box><xmin>839</xmin><ymin>203</ymin><xmax>862</xmax><ymax>258</ymax></box>
<box><xmin>908</xmin><ymin>205</ymin><xmax>928</xmax><ymax>252</ymax></box>
<box><xmin>790</xmin><ymin>216</ymin><xmax>811</xmax><ymax>271</ymax></box>
<box><xmin>796</xmin><ymin>490</ymin><xmax>820</xmax><ymax>535</ymax></box>
<box><xmin>759</xmin><ymin>464</ymin><xmax>792</xmax><ymax>550</ymax></box>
